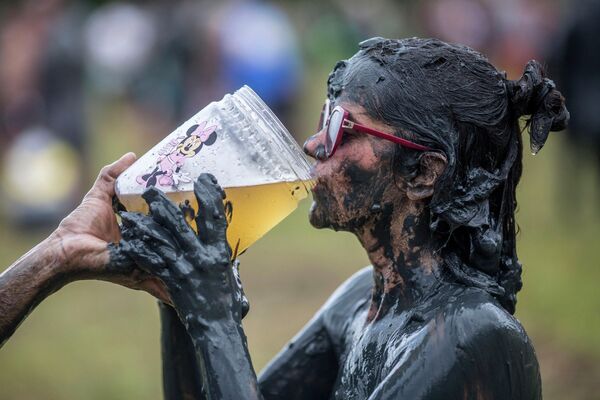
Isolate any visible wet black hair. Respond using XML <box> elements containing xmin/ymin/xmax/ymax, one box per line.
<box><xmin>327</xmin><ymin>37</ymin><xmax>569</xmax><ymax>314</ymax></box>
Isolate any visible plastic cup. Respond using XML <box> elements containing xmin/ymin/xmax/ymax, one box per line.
<box><xmin>115</xmin><ymin>86</ymin><xmax>313</xmax><ymax>256</ymax></box>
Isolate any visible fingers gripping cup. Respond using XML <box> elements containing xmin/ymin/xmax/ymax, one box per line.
<box><xmin>115</xmin><ymin>86</ymin><xmax>313</xmax><ymax>256</ymax></box>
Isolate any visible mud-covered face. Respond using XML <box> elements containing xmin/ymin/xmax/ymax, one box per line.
<box><xmin>303</xmin><ymin>101</ymin><xmax>403</xmax><ymax>232</ymax></box>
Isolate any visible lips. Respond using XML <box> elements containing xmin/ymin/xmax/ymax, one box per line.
<box><xmin>308</xmin><ymin>165</ymin><xmax>322</xmax><ymax>189</ymax></box>
<box><xmin>308</xmin><ymin>160</ymin><xmax>336</xmax><ymax>194</ymax></box>
<box><xmin>310</xmin><ymin>181</ymin><xmax>320</xmax><ymax>193</ymax></box>
<box><xmin>311</xmin><ymin>175</ymin><xmax>330</xmax><ymax>195</ymax></box>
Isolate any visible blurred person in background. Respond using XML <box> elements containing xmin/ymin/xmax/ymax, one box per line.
<box><xmin>547</xmin><ymin>0</ymin><xmax>600</xmax><ymax>210</ymax></box>
<box><xmin>419</xmin><ymin>0</ymin><xmax>559</xmax><ymax>77</ymax></box>
<box><xmin>1</xmin><ymin>36</ymin><xmax>568</xmax><ymax>399</ymax></box>
<box><xmin>83</xmin><ymin>0</ymin><xmax>303</xmax><ymax>142</ymax></box>
<box><xmin>210</xmin><ymin>1</ymin><xmax>303</xmax><ymax>127</ymax></box>
<box><xmin>0</xmin><ymin>0</ymin><xmax>86</xmax><ymax>227</ymax></box>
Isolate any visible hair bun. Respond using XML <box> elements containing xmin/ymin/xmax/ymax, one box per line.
<box><xmin>506</xmin><ymin>60</ymin><xmax>570</xmax><ymax>154</ymax></box>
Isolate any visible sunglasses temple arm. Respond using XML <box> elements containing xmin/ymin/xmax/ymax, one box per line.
<box><xmin>349</xmin><ymin>121</ymin><xmax>432</xmax><ymax>151</ymax></box>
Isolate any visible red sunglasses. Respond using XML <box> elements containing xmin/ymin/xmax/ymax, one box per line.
<box><xmin>317</xmin><ymin>99</ymin><xmax>432</xmax><ymax>158</ymax></box>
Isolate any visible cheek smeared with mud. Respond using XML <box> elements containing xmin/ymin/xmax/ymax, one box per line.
<box><xmin>309</xmin><ymin>143</ymin><xmax>390</xmax><ymax>233</ymax></box>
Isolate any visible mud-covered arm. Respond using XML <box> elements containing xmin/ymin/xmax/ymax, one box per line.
<box><xmin>0</xmin><ymin>235</ymin><xmax>68</xmax><ymax>347</ymax></box>
<box><xmin>119</xmin><ymin>175</ymin><xmax>260</xmax><ymax>399</ymax></box>
<box><xmin>159</xmin><ymin>258</ymin><xmax>252</xmax><ymax>400</ymax></box>
<box><xmin>367</xmin><ymin>302</ymin><xmax>542</xmax><ymax>400</ymax></box>
<box><xmin>159</xmin><ymin>302</ymin><xmax>207</xmax><ymax>399</ymax></box>
<box><xmin>0</xmin><ymin>154</ymin><xmax>169</xmax><ymax>348</ymax></box>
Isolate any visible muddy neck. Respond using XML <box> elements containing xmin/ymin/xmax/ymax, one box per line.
<box><xmin>353</xmin><ymin>199</ymin><xmax>443</xmax><ymax>322</ymax></box>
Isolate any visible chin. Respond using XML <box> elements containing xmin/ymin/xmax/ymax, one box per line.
<box><xmin>308</xmin><ymin>199</ymin><xmax>350</xmax><ymax>232</ymax></box>
<box><xmin>308</xmin><ymin>200</ymin><xmax>329</xmax><ymax>229</ymax></box>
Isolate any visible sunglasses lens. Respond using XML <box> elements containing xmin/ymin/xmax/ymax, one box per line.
<box><xmin>326</xmin><ymin>109</ymin><xmax>343</xmax><ymax>155</ymax></box>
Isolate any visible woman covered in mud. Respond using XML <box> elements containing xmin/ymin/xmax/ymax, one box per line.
<box><xmin>0</xmin><ymin>38</ymin><xmax>568</xmax><ymax>399</ymax></box>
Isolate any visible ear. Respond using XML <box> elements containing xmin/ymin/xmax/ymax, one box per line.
<box><xmin>186</xmin><ymin>124</ymin><xmax>200</xmax><ymax>136</ymax></box>
<box><xmin>203</xmin><ymin>131</ymin><xmax>218</xmax><ymax>146</ymax></box>
<box><xmin>405</xmin><ymin>152</ymin><xmax>447</xmax><ymax>201</ymax></box>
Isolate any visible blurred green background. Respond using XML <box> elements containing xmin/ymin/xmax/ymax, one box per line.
<box><xmin>1</xmin><ymin>0</ymin><xmax>599</xmax><ymax>399</ymax></box>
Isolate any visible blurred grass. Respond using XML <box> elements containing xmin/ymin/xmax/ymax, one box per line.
<box><xmin>516</xmin><ymin>138</ymin><xmax>600</xmax><ymax>356</ymax></box>
<box><xmin>1</xmin><ymin>82</ymin><xmax>600</xmax><ymax>399</ymax></box>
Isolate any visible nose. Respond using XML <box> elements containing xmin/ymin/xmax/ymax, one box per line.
<box><xmin>303</xmin><ymin>129</ymin><xmax>328</xmax><ymax>161</ymax></box>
